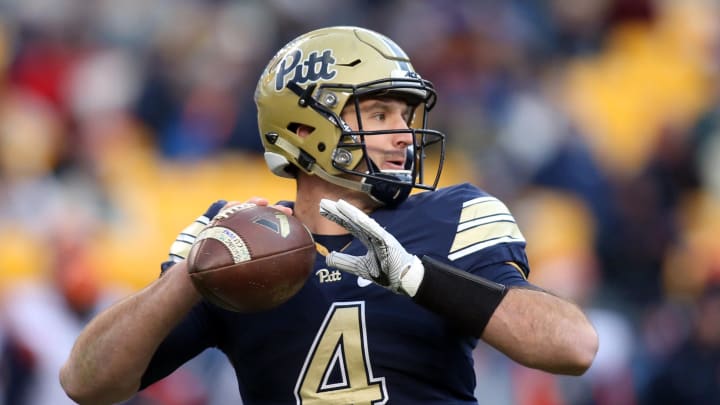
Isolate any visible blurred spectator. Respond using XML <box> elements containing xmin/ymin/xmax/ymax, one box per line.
<box><xmin>131</xmin><ymin>1</ymin><xmax>278</xmax><ymax>157</ymax></box>
<box><xmin>640</xmin><ymin>284</ymin><xmax>720</xmax><ymax>405</ymax></box>
<box><xmin>1</xmin><ymin>223</ymin><xmax>119</xmax><ymax>404</ymax></box>
<box><xmin>693</xmin><ymin>104</ymin><xmax>720</xmax><ymax>200</ymax></box>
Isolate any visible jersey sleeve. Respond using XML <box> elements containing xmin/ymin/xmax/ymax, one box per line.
<box><xmin>406</xmin><ymin>183</ymin><xmax>532</xmax><ymax>287</ymax></box>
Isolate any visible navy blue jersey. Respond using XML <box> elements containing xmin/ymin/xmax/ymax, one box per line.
<box><xmin>142</xmin><ymin>183</ymin><xmax>532</xmax><ymax>404</ymax></box>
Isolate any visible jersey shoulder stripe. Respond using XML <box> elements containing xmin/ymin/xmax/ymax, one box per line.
<box><xmin>449</xmin><ymin>195</ymin><xmax>525</xmax><ymax>261</ymax></box>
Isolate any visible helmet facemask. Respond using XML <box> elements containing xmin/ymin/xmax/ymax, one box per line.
<box><xmin>290</xmin><ymin>76</ymin><xmax>445</xmax><ymax>207</ymax></box>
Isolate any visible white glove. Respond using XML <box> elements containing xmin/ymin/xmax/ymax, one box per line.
<box><xmin>319</xmin><ymin>199</ymin><xmax>425</xmax><ymax>296</ymax></box>
<box><xmin>161</xmin><ymin>200</ymin><xmax>226</xmax><ymax>274</ymax></box>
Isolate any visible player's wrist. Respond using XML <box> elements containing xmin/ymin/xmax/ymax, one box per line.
<box><xmin>399</xmin><ymin>255</ymin><xmax>425</xmax><ymax>297</ymax></box>
<box><xmin>159</xmin><ymin>260</ymin><xmax>204</xmax><ymax>302</ymax></box>
<box><xmin>413</xmin><ymin>256</ymin><xmax>507</xmax><ymax>337</ymax></box>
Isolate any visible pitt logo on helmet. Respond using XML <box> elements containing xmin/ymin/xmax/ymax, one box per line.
<box><xmin>274</xmin><ymin>49</ymin><xmax>337</xmax><ymax>91</ymax></box>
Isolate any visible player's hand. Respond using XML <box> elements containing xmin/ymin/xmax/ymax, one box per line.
<box><xmin>160</xmin><ymin>197</ymin><xmax>293</xmax><ymax>275</ymax></box>
<box><xmin>245</xmin><ymin>197</ymin><xmax>293</xmax><ymax>216</ymax></box>
<box><xmin>319</xmin><ymin>199</ymin><xmax>425</xmax><ymax>296</ymax></box>
<box><xmin>160</xmin><ymin>200</ymin><xmax>227</xmax><ymax>274</ymax></box>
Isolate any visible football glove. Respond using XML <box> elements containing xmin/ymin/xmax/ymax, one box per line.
<box><xmin>160</xmin><ymin>199</ymin><xmax>226</xmax><ymax>275</ymax></box>
<box><xmin>319</xmin><ymin>198</ymin><xmax>424</xmax><ymax>296</ymax></box>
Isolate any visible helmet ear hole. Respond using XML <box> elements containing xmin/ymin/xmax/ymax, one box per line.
<box><xmin>288</xmin><ymin>123</ymin><xmax>315</xmax><ymax>138</ymax></box>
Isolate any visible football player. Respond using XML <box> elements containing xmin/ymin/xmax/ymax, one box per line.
<box><xmin>61</xmin><ymin>26</ymin><xmax>598</xmax><ymax>404</ymax></box>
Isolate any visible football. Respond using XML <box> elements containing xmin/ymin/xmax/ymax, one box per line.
<box><xmin>186</xmin><ymin>203</ymin><xmax>316</xmax><ymax>312</ymax></box>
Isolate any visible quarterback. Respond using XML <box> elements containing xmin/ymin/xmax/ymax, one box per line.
<box><xmin>61</xmin><ymin>26</ymin><xmax>598</xmax><ymax>404</ymax></box>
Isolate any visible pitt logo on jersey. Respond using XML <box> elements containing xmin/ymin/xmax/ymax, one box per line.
<box><xmin>316</xmin><ymin>268</ymin><xmax>342</xmax><ymax>283</ymax></box>
<box><xmin>275</xmin><ymin>49</ymin><xmax>337</xmax><ymax>91</ymax></box>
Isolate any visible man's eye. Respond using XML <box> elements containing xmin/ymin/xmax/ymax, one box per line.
<box><xmin>371</xmin><ymin>113</ymin><xmax>386</xmax><ymax>121</ymax></box>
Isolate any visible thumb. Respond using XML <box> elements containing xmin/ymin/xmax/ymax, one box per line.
<box><xmin>326</xmin><ymin>251</ymin><xmax>367</xmax><ymax>277</ymax></box>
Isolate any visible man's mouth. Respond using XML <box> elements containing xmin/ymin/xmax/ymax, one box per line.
<box><xmin>382</xmin><ymin>153</ymin><xmax>406</xmax><ymax>170</ymax></box>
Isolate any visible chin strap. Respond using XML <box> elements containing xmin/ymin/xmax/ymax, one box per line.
<box><xmin>363</xmin><ymin>172</ymin><xmax>412</xmax><ymax>207</ymax></box>
<box><xmin>363</xmin><ymin>158</ymin><xmax>413</xmax><ymax>207</ymax></box>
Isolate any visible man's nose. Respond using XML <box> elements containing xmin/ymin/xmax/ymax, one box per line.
<box><xmin>389</xmin><ymin>114</ymin><xmax>413</xmax><ymax>147</ymax></box>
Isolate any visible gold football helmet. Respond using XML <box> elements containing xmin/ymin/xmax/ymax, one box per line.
<box><xmin>255</xmin><ymin>26</ymin><xmax>445</xmax><ymax>206</ymax></box>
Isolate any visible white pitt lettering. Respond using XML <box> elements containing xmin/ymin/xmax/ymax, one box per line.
<box><xmin>316</xmin><ymin>268</ymin><xmax>342</xmax><ymax>283</ymax></box>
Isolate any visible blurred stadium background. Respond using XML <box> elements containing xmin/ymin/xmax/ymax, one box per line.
<box><xmin>1</xmin><ymin>0</ymin><xmax>719</xmax><ymax>404</ymax></box>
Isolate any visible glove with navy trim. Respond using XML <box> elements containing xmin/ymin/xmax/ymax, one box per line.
<box><xmin>160</xmin><ymin>199</ymin><xmax>226</xmax><ymax>275</ymax></box>
<box><xmin>319</xmin><ymin>198</ymin><xmax>425</xmax><ymax>296</ymax></box>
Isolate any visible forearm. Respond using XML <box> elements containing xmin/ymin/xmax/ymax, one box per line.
<box><xmin>412</xmin><ymin>257</ymin><xmax>597</xmax><ymax>375</ymax></box>
<box><xmin>482</xmin><ymin>287</ymin><xmax>598</xmax><ymax>375</ymax></box>
<box><xmin>60</xmin><ymin>262</ymin><xmax>201</xmax><ymax>404</ymax></box>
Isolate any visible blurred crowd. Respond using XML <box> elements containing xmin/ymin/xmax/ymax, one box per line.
<box><xmin>1</xmin><ymin>0</ymin><xmax>719</xmax><ymax>404</ymax></box>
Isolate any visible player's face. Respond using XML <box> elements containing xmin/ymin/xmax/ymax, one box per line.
<box><xmin>341</xmin><ymin>98</ymin><xmax>414</xmax><ymax>171</ymax></box>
